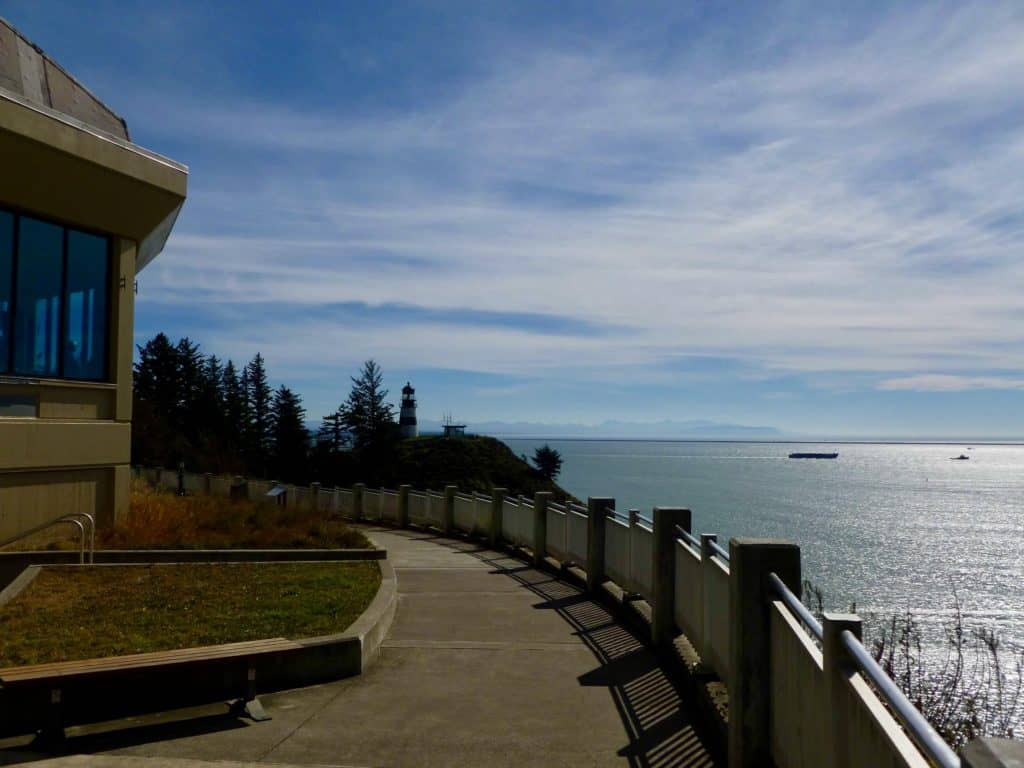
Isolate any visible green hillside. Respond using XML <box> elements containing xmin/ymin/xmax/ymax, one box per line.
<box><xmin>388</xmin><ymin>436</ymin><xmax>573</xmax><ymax>501</ymax></box>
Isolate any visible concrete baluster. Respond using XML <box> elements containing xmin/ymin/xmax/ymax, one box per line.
<box><xmin>353</xmin><ymin>483</ymin><xmax>365</xmax><ymax>521</ymax></box>
<box><xmin>533</xmin><ymin>491</ymin><xmax>552</xmax><ymax>566</ymax></box>
<box><xmin>443</xmin><ymin>485</ymin><xmax>456</xmax><ymax>535</ymax></box>
<box><xmin>652</xmin><ymin>507</ymin><xmax>691</xmax><ymax>647</ymax></box>
<box><xmin>961</xmin><ymin>738</ymin><xmax>1024</xmax><ymax>767</ymax></box>
<box><xmin>398</xmin><ymin>485</ymin><xmax>411</xmax><ymax>528</ymax></box>
<box><xmin>586</xmin><ymin>497</ymin><xmax>615</xmax><ymax>592</ymax></box>
<box><xmin>311</xmin><ymin>482</ymin><xmax>321</xmax><ymax>512</ymax></box>
<box><xmin>700</xmin><ymin>534</ymin><xmax>718</xmax><ymax>659</ymax></box>
<box><xmin>490</xmin><ymin>488</ymin><xmax>506</xmax><ymax>547</ymax></box>
<box><xmin>823</xmin><ymin>613</ymin><xmax>863</xmax><ymax>768</ymax></box>
<box><xmin>728</xmin><ymin>538</ymin><xmax>801</xmax><ymax>768</ymax></box>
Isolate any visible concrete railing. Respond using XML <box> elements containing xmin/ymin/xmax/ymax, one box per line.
<box><xmin>134</xmin><ymin>467</ymin><xmax>1017</xmax><ymax>767</ymax></box>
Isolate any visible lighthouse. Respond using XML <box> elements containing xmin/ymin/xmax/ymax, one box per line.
<box><xmin>399</xmin><ymin>382</ymin><xmax>418</xmax><ymax>438</ymax></box>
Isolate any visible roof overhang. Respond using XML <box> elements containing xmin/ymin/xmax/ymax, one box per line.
<box><xmin>0</xmin><ymin>88</ymin><xmax>187</xmax><ymax>273</ymax></box>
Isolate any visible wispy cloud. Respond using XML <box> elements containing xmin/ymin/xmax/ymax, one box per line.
<box><xmin>878</xmin><ymin>375</ymin><xmax>1024</xmax><ymax>392</ymax></box>
<box><xmin>30</xmin><ymin>0</ymin><xmax>1024</xmax><ymax>428</ymax></box>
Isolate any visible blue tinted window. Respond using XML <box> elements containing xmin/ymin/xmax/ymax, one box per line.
<box><xmin>0</xmin><ymin>212</ymin><xmax>11</xmax><ymax>372</ymax></box>
<box><xmin>64</xmin><ymin>230</ymin><xmax>109</xmax><ymax>380</ymax></box>
<box><xmin>13</xmin><ymin>217</ymin><xmax>63</xmax><ymax>377</ymax></box>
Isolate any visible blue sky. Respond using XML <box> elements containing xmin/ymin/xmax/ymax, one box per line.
<box><xmin>9</xmin><ymin>1</ymin><xmax>1024</xmax><ymax>437</ymax></box>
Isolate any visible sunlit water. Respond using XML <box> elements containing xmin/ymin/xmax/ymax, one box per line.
<box><xmin>501</xmin><ymin>439</ymin><xmax>1024</xmax><ymax>654</ymax></box>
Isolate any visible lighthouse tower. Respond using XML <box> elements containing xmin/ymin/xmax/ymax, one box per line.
<box><xmin>399</xmin><ymin>383</ymin><xmax>418</xmax><ymax>438</ymax></box>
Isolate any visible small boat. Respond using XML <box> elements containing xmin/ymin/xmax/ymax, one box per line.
<box><xmin>788</xmin><ymin>452</ymin><xmax>839</xmax><ymax>459</ymax></box>
<box><xmin>951</xmin><ymin>455</ymin><xmax>970</xmax><ymax>461</ymax></box>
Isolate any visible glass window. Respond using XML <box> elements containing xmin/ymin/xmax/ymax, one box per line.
<box><xmin>64</xmin><ymin>230</ymin><xmax>109</xmax><ymax>380</ymax></box>
<box><xmin>0</xmin><ymin>211</ymin><xmax>12</xmax><ymax>373</ymax></box>
<box><xmin>13</xmin><ymin>216</ymin><xmax>63</xmax><ymax>377</ymax></box>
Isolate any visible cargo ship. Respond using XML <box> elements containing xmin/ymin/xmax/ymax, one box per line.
<box><xmin>788</xmin><ymin>452</ymin><xmax>839</xmax><ymax>459</ymax></box>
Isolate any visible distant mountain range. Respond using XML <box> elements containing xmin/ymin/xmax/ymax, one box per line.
<box><xmin>417</xmin><ymin>418</ymin><xmax>782</xmax><ymax>439</ymax></box>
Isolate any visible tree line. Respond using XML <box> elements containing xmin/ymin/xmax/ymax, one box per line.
<box><xmin>132</xmin><ymin>333</ymin><xmax>400</xmax><ymax>485</ymax></box>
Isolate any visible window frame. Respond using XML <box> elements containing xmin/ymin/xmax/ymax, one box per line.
<box><xmin>1</xmin><ymin>204</ymin><xmax>114</xmax><ymax>383</ymax></box>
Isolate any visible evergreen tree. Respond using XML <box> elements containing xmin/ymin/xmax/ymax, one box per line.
<box><xmin>317</xmin><ymin>410</ymin><xmax>346</xmax><ymax>452</ymax></box>
<box><xmin>245</xmin><ymin>353</ymin><xmax>272</xmax><ymax>474</ymax></box>
<box><xmin>270</xmin><ymin>385</ymin><xmax>309</xmax><ymax>482</ymax></box>
<box><xmin>340</xmin><ymin>359</ymin><xmax>396</xmax><ymax>449</ymax></box>
<box><xmin>133</xmin><ymin>333</ymin><xmax>184</xmax><ymax>466</ymax></box>
<box><xmin>222</xmin><ymin>360</ymin><xmax>244</xmax><ymax>435</ymax></box>
<box><xmin>134</xmin><ymin>332</ymin><xmax>180</xmax><ymax>424</ymax></box>
<box><xmin>532</xmin><ymin>444</ymin><xmax>563</xmax><ymax>481</ymax></box>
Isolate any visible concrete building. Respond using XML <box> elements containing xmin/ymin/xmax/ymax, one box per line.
<box><xmin>399</xmin><ymin>382</ymin><xmax>417</xmax><ymax>439</ymax></box>
<box><xmin>0</xmin><ymin>19</ymin><xmax>187</xmax><ymax>540</ymax></box>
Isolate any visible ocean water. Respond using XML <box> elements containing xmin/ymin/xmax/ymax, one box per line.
<box><xmin>501</xmin><ymin>439</ymin><xmax>1024</xmax><ymax>651</ymax></box>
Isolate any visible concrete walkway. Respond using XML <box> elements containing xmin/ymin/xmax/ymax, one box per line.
<box><xmin>0</xmin><ymin>528</ymin><xmax>717</xmax><ymax>768</ymax></box>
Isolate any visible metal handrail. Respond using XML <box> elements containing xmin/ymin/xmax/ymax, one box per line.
<box><xmin>0</xmin><ymin>511</ymin><xmax>95</xmax><ymax>564</ymax></box>
<box><xmin>768</xmin><ymin>572</ymin><xmax>823</xmax><ymax>641</ymax></box>
<box><xmin>66</xmin><ymin>512</ymin><xmax>96</xmax><ymax>564</ymax></box>
<box><xmin>840</xmin><ymin>630</ymin><xmax>960</xmax><ymax>768</ymax></box>
<box><xmin>676</xmin><ymin>526</ymin><xmax>700</xmax><ymax>550</ymax></box>
<box><xmin>708</xmin><ymin>538</ymin><xmax>730</xmax><ymax>562</ymax></box>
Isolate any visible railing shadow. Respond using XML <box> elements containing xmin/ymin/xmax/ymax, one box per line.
<box><xmin>420</xmin><ymin>530</ymin><xmax>717</xmax><ymax>768</ymax></box>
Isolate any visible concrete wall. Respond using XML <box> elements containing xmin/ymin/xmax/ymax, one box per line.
<box><xmin>0</xmin><ymin>39</ymin><xmax>185</xmax><ymax>542</ymax></box>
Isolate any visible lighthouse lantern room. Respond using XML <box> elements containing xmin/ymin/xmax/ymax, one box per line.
<box><xmin>399</xmin><ymin>383</ymin><xmax>418</xmax><ymax>438</ymax></box>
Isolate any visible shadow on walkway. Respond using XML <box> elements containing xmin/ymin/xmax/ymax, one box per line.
<box><xmin>385</xmin><ymin>528</ymin><xmax>717</xmax><ymax>768</ymax></box>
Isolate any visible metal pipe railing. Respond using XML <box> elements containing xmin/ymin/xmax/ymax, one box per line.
<box><xmin>708</xmin><ymin>538</ymin><xmax>730</xmax><ymax>562</ymax></box>
<box><xmin>675</xmin><ymin>525</ymin><xmax>700</xmax><ymax>550</ymax></box>
<box><xmin>840</xmin><ymin>629</ymin><xmax>960</xmax><ymax>768</ymax></box>
<box><xmin>0</xmin><ymin>512</ymin><xmax>94</xmax><ymax>564</ymax></box>
<box><xmin>768</xmin><ymin>571</ymin><xmax>823</xmax><ymax>641</ymax></box>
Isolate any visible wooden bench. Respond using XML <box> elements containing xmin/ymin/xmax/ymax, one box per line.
<box><xmin>0</xmin><ymin>637</ymin><xmax>305</xmax><ymax>741</ymax></box>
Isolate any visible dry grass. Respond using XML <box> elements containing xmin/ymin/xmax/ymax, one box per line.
<box><xmin>0</xmin><ymin>561</ymin><xmax>381</xmax><ymax>667</ymax></box>
<box><xmin>6</xmin><ymin>480</ymin><xmax>371</xmax><ymax>551</ymax></box>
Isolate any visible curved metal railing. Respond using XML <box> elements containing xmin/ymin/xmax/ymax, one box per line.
<box><xmin>0</xmin><ymin>511</ymin><xmax>95</xmax><ymax>564</ymax></box>
<box><xmin>768</xmin><ymin>572</ymin><xmax>958</xmax><ymax>768</ymax></box>
<box><xmin>708</xmin><ymin>538</ymin><xmax>730</xmax><ymax>563</ymax></box>
<box><xmin>768</xmin><ymin>571</ymin><xmax>823</xmax><ymax>641</ymax></box>
<box><xmin>841</xmin><ymin>630</ymin><xmax>959</xmax><ymax>768</ymax></box>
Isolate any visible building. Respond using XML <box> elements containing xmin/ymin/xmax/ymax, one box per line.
<box><xmin>399</xmin><ymin>382</ymin><xmax>417</xmax><ymax>439</ymax></box>
<box><xmin>0</xmin><ymin>19</ymin><xmax>187</xmax><ymax>540</ymax></box>
<box><xmin>442</xmin><ymin>424</ymin><xmax>466</xmax><ymax>438</ymax></box>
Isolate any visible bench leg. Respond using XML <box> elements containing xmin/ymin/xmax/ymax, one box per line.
<box><xmin>229</xmin><ymin>665</ymin><xmax>272</xmax><ymax>722</ymax></box>
<box><xmin>31</xmin><ymin>688</ymin><xmax>66</xmax><ymax>748</ymax></box>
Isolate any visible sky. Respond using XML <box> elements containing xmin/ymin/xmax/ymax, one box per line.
<box><xmin>8</xmin><ymin>1</ymin><xmax>1024</xmax><ymax>437</ymax></box>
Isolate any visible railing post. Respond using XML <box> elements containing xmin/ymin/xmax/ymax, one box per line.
<box><xmin>311</xmin><ymin>482</ymin><xmax>321</xmax><ymax>511</ymax></box>
<box><xmin>586</xmin><ymin>497</ymin><xmax>614</xmax><ymax>591</ymax></box>
<box><xmin>332</xmin><ymin>488</ymin><xmax>340</xmax><ymax>514</ymax></box>
<box><xmin>353</xmin><ymin>483</ymin><xmax>365</xmax><ymax>521</ymax></box>
<box><xmin>652</xmin><ymin>507</ymin><xmax>690</xmax><ymax>647</ymax></box>
<box><xmin>443</xmin><ymin>485</ymin><xmax>456</xmax><ymax>535</ymax></box>
<box><xmin>700</xmin><ymin>534</ymin><xmax>717</xmax><ymax>658</ymax></box>
<box><xmin>533</xmin><ymin>491</ymin><xmax>552</xmax><ymax>566</ymax></box>
<box><xmin>203</xmin><ymin>472</ymin><xmax>212</xmax><ymax>495</ymax></box>
<box><xmin>490</xmin><ymin>488</ymin><xmax>506</xmax><ymax>547</ymax></box>
<box><xmin>961</xmin><ymin>737</ymin><xmax>1024</xmax><ymax>767</ymax></box>
<box><xmin>728</xmin><ymin>538</ymin><xmax>801</xmax><ymax>768</ymax></box>
<box><xmin>398</xmin><ymin>485</ymin><xmax>411</xmax><ymax>528</ymax></box>
<box><xmin>823</xmin><ymin>613</ymin><xmax>862</xmax><ymax>768</ymax></box>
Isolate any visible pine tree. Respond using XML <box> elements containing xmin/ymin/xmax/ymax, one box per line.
<box><xmin>340</xmin><ymin>360</ymin><xmax>396</xmax><ymax>449</ymax></box>
<box><xmin>270</xmin><ymin>385</ymin><xmax>309</xmax><ymax>482</ymax></box>
<box><xmin>317</xmin><ymin>411</ymin><xmax>346</xmax><ymax>452</ymax></box>
<box><xmin>133</xmin><ymin>333</ymin><xmax>182</xmax><ymax>466</ymax></box>
<box><xmin>532</xmin><ymin>444</ymin><xmax>563</xmax><ymax>481</ymax></box>
<box><xmin>245</xmin><ymin>353</ymin><xmax>272</xmax><ymax>475</ymax></box>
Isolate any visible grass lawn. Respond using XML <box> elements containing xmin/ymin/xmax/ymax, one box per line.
<box><xmin>0</xmin><ymin>561</ymin><xmax>381</xmax><ymax>667</ymax></box>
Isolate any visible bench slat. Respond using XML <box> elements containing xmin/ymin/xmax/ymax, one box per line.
<box><xmin>0</xmin><ymin>638</ymin><xmax>302</xmax><ymax>684</ymax></box>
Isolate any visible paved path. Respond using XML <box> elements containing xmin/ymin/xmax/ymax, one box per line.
<box><xmin>0</xmin><ymin>528</ymin><xmax>716</xmax><ymax>767</ymax></box>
